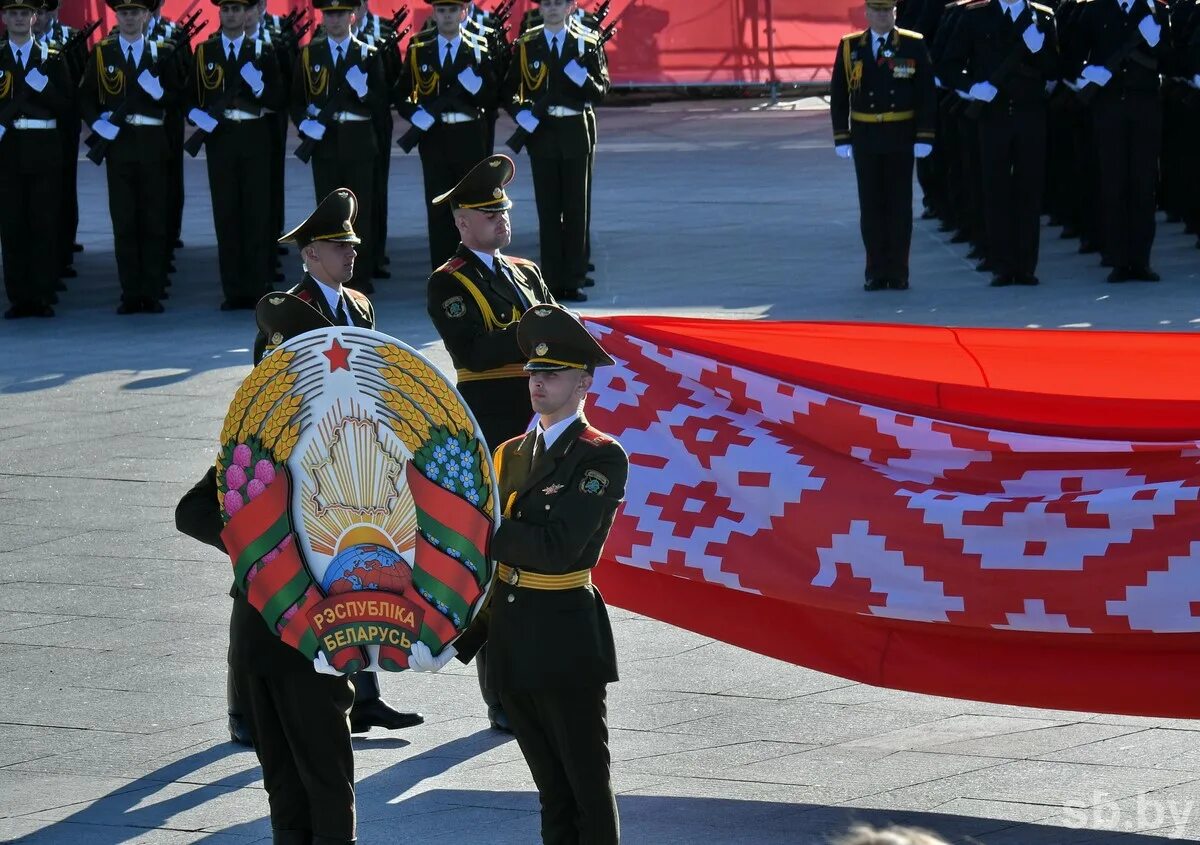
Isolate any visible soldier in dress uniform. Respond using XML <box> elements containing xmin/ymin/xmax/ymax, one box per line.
<box><xmin>830</xmin><ymin>0</ymin><xmax>936</xmax><ymax>291</ymax></box>
<box><xmin>352</xmin><ymin>0</ymin><xmax>399</xmax><ymax>281</ymax></box>
<box><xmin>938</xmin><ymin>0</ymin><xmax>1060</xmax><ymax>287</ymax></box>
<box><xmin>247</xmin><ymin>1</ymin><xmax>296</xmax><ymax>261</ymax></box>
<box><xmin>0</xmin><ymin>0</ymin><xmax>69</xmax><ymax>319</ymax></box>
<box><xmin>411</xmin><ymin>302</ymin><xmax>627</xmax><ymax>845</ymax></box>
<box><xmin>504</xmin><ymin>0</ymin><xmax>609</xmax><ymax>302</ymax></box>
<box><xmin>425</xmin><ymin>154</ymin><xmax>555</xmax><ymax>732</ymax></box>
<box><xmin>175</xmin><ymin>195</ymin><xmax>373</xmax><ymax>843</ymax></box>
<box><xmin>187</xmin><ymin>0</ymin><xmax>283</xmax><ymax>310</ymax></box>
<box><xmin>147</xmin><ymin>0</ymin><xmax>190</xmax><ymax>271</ymax></box>
<box><xmin>79</xmin><ymin>0</ymin><xmax>182</xmax><ymax>314</ymax></box>
<box><xmin>290</xmin><ymin>0</ymin><xmax>388</xmax><ymax>294</ymax></box>
<box><xmin>1067</xmin><ymin>0</ymin><xmax>1170</xmax><ymax>282</ymax></box>
<box><xmin>396</xmin><ymin>0</ymin><xmax>498</xmax><ymax>270</ymax></box>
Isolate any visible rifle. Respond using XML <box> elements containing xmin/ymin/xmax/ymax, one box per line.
<box><xmin>183</xmin><ymin>45</ymin><xmax>269</xmax><ymax>157</ymax></box>
<box><xmin>964</xmin><ymin>26</ymin><xmax>1042</xmax><ymax>119</ymax></box>
<box><xmin>504</xmin><ymin>16</ymin><xmax>617</xmax><ymax>153</ymax></box>
<box><xmin>293</xmin><ymin>7</ymin><xmax>409</xmax><ymax>164</ymax></box>
<box><xmin>1077</xmin><ymin>8</ymin><xmax>1160</xmax><ymax>105</ymax></box>
<box><xmin>395</xmin><ymin>34</ymin><xmax>486</xmax><ymax>153</ymax></box>
<box><xmin>0</xmin><ymin>20</ymin><xmax>99</xmax><ymax>132</ymax></box>
<box><xmin>592</xmin><ymin>0</ymin><xmax>612</xmax><ymax>24</ymax></box>
<box><xmin>85</xmin><ymin>11</ymin><xmax>205</xmax><ymax>165</ymax></box>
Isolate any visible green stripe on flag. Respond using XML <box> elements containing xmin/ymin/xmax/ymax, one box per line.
<box><xmin>298</xmin><ymin>628</ymin><xmax>320</xmax><ymax>659</ymax></box>
<box><xmin>415</xmin><ymin>507</ymin><xmax>487</xmax><ymax>585</ymax></box>
<box><xmin>412</xmin><ymin>569</ymin><xmax>470</xmax><ymax>626</ymax></box>
<box><xmin>232</xmin><ymin>511</ymin><xmax>292</xmax><ymax>585</ymax></box>
<box><xmin>261</xmin><ymin>569</ymin><xmax>313</xmax><ymax>629</ymax></box>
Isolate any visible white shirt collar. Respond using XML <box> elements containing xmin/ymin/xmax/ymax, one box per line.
<box><xmin>544</xmin><ymin>26</ymin><xmax>566</xmax><ymax>49</ymax></box>
<box><xmin>118</xmin><ymin>34</ymin><xmax>145</xmax><ymax>60</ymax></box>
<box><xmin>310</xmin><ymin>276</ymin><xmax>344</xmax><ymax>316</ymax></box>
<box><xmin>437</xmin><ymin>33</ymin><xmax>461</xmax><ymax>55</ymax></box>
<box><xmin>222</xmin><ymin>33</ymin><xmax>245</xmax><ymax>54</ymax></box>
<box><xmin>329</xmin><ymin>34</ymin><xmax>352</xmax><ymax>54</ymax></box>
<box><xmin>469</xmin><ymin>248</ymin><xmax>497</xmax><ymax>271</ymax></box>
<box><xmin>538</xmin><ymin>412</ymin><xmax>581</xmax><ymax>452</ymax></box>
<box><xmin>10</xmin><ymin>41</ymin><xmax>29</xmax><ymax>62</ymax></box>
<box><xmin>999</xmin><ymin>0</ymin><xmax>1025</xmax><ymax>17</ymax></box>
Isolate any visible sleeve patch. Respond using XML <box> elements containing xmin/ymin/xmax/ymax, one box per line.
<box><xmin>442</xmin><ymin>296</ymin><xmax>467</xmax><ymax>318</ymax></box>
<box><xmin>580</xmin><ymin>469</ymin><xmax>609</xmax><ymax>496</ymax></box>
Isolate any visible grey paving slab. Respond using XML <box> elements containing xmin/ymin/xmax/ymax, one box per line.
<box><xmin>2</xmin><ymin>99</ymin><xmax>1198</xmax><ymax>845</ymax></box>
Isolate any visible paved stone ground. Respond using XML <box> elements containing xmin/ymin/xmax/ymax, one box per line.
<box><xmin>1</xmin><ymin>99</ymin><xmax>1198</xmax><ymax>845</ymax></box>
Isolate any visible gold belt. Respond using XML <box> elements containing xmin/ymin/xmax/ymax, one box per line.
<box><xmin>496</xmin><ymin>563</ymin><xmax>591</xmax><ymax>591</ymax></box>
<box><xmin>457</xmin><ymin>363</ymin><xmax>528</xmax><ymax>383</ymax></box>
<box><xmin>851</xmin><ymin>110</ymin><xmax>915</xmax><ymax>123</ymax></box>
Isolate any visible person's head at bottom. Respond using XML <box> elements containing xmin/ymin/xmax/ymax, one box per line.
<box><xmin>438</xmin><ymin>154</ymin><xmax>517</xmax><ymax>255</ymax></box>
<box><xmin>517</xmin><ymin>304</ymin><xmax>613</xmax><ymax>426</ymax></box>
<box><xmin>279</xmin><ymin>188</ymin><xmax>361</xmax><ymax>288</ymax></box>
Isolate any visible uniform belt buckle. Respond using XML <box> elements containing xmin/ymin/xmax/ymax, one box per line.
<box><xmin>506</xmin><ymin>567</ymin><xmax>520</xmax><ymax>587</ymax></box>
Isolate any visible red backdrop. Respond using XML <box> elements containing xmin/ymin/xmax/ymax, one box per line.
<box><xmin>63</xmin><ymin>0</ymin><xmax>852</xmax><ymax>85</ymax></box>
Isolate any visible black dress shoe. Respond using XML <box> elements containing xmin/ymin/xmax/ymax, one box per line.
<box><xmin>229</xmin><ymin>714</ymin><xmax>254</xmax><ymax>747</ymax></box>
<box><xmin>937</xmin><ymin>220</ymin><xmax>956</xmax><ymax>233</ymax></box>
<box><xmin>559</xmin><ymin>290</ymin><xmax>587</xmax><ymax>302</ymax></box>
<box><xmin>582</xmin><ymin>277</ymin><xmax>595</xmax><ymax>288</ymax></box>
<box><xmin>142</xmin><ymin>299</ymin><xmax>165</xmax><ymax>313</ymax></box>
<box><xmin>587</xmin><ymin>262</ymin><xmax>596</xmax><ymax>272</ymax></box>
<box><xmin>72</xmin><ymin>242</ymin><xmax>84</xmax><ymax>253</ymax></box>
<box><xmin>159</xmin><ymin>290</ymin><xmax>170</xmax><ymax>300</ymax></box>
<box><xmin>382</xmin><ymin>255</ymin><xmax>391</xmax><ymax>265</ymax></box>
<box><xmin>349</xmin><ymin>699</ymin><xmax>425</xmax><ymax>733</ymax></box>
<box><xmin>966</xmin><ymin>246</ymin><xmax>985</xmax><ymax>261</ymax></box>
<box><xmin>34</xmin><ymin>305</ymin><xmax>54</xmax><ymax>317</ymax></box>
<box><xmin>1129</xmin><ymin>265</ymin><xmax>1160</xmax><ymax>282</ymax></box>
<box><xmin>117</xmin><ymin>300</ymin><xmax>143</xmax><ymax>314</ymax></box>
<box><xmin>863</xmin><ymin>279</ymin><xmax>888</xmax><ymax>292</ymax></box>
<box><xmin>487</xmin><ymin>706</ymin><xmax>512</xmax><ymax>733</ymax></box>
<box><xmin>1107</xmin><ymin>267</ymin><xmax>1131</xmax><ymax>283</ymax></box>
<box><xmin>989</xmin><ymin>274</ymin><xmax>1014</xmax><ymax>287</ymax></box>
<box><xmin>1059</xmin><ymin>226</ymin><xmax>1079</xmax><ymax>239</ymax></box>
<box><xmin>1079</xmin><ymin>240</ymin><xmax>1099</xmax><ymax>255</ymax></box>
<box><xmin>60</xmin><ymin>267</ymin><xmax>78</xmax><ymax>279</ymax></box>
<box><xmin>372</xmin><ymin>268</ymin><xmax>391</xmax><ymax>279</ymax></box>
<box><xmin>920</xmin><ymin>207</ymin><xmax>938</xmax><ymax>220</ymax></box>
<box><xmin>48</xmin><ymin>293</ymin><xmax>59</xmax><ymax>305</ymax></box>
<box><xmin>889</xmin><ymin>279</ymin><xmax>910</xmax><ymax>290</ymax></box>
<box><xmin>1015</xmin><ymin>274</ymin><xmax>1040</xmax><ymax>286</ymax></box>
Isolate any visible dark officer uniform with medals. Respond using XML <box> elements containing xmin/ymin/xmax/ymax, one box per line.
<box><xmin>452</xmin><ymin>303</ymin><xmax>626</xmax><ymax>845</ymax></box>
<box><xmin>189</xmin><ymin>0</ymin><xmax>284</xmax><ymax>310</ymax></box>
<box><xmin>396</xmin><ymin>0</ymin><xmax>498</xmax><ymax>270</ymax></box>
<box><xmin>425</xmin><ymin>154</ymin><xmax>555</xmax><ymax>730</ymax></box>
<box><xmin>938</xmin><ymin>0</ymin><xmax>1059</xmax><ymax>287</ymax></box>
<box><xmin>831</xmin><ymin>0</ymin><xmax>936</xmax><ymax>291</ymax></box>
<box><xmin>0</xmin><ymin>0</ymin><xmax>69</xmax><ymax>319</ymax></box>
<box><xmin>503</xmin><ymin>7</ymin><xmax>609</xmax><ymax>302</ymax></box>
<box><xmin>290</xmin><ymin>0</ymin><xmax>388</xmax><ymax>293</ymax></box>
<box><xmin>79</xmin><ymin>0</ymin><xmax>182</xmax><ymax>314</ymax></box>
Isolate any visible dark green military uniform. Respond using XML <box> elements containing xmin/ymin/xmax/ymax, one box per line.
<box><xmin>79</xmin><ymin>0</ymin><xmax>183</xmax><ymax>313</ymax></box>
<box><xmin>188</xmin><ymin>1</ymin><xmax>284</xmax><ymax>309</ymax></box>
<box><xmin>453</xmin><ymin>304</ymin><xmax>626</xmax><ymax>845</ymax></box>
<box><xmin>396</xmin><ymin>2</ymin><xmax>498</xmax><ymax>269</ymax></box>
<box><xmin>147</xmin><ymin>3</ymin><xmax>190</xmax><ymax>270</ymax></box>
<box><xmin>352</xmin><ymin>5</ymin><xmax>400</xmax><ymax>279</ymax></box>
<box><xmin>289</xmin><ymin>0</ymin><xmax>388</xmax><ymax>294</ymax></box>
<box><xmin>830</xmin><ymin>0</ymin><xmax>936</xmax><ymax>290</ymax></box>
<box><xmin>503</xmin><ymin>12</ymin><xmax>609</xmax><ymax>301</ymax></box>
<box><xmin>0</xmin><ymin>0</ymin><xmax>69</xmax><ymax>319</ymax></box>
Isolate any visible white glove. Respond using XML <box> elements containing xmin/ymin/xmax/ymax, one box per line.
<box><xmin>345</xmin><ymin>64</ymin><xmax>368</xmax><ymax>99</ymax></box>
<box><xmin>953</xmin><ymin>88</ymin><xmax>971</xmax><ymax>100</ymax></box>
<box><xmin>410</xmin><ymin>107</ymin><xmax>435</xmax><ymax>130</ymax></box>
<box><xmin>835</xmin><ymin>144</ymin><xmax>852</xmax><ymax>159</ymax></box>
<box><xmin>313</xmin><ymin>652</ymin><xmax>344</xmax><ymax>676</ymax></box>
<box><xmin>0</xmin><ymin>124</ymin><xmax>6</xmax><ymax>142</ymax></box>
<box><xmin>137</xmin><ymin>69</ymin><xmax>164</xmax><ymax>101</ymax></box>
<box><xmin>1080</xmin><ymin>64</ymin><xmax>1113</xmax><ymax>87</ymax></box>
<box><xmin>1137</xmin><ymin>14</ymin><xmax>1161</xmax><ymax>47</ymax></box>
<box><xmin>1192</xmin><ymin>74</ymin><xmax>1200</xmax><ymax>90</ymax></box>
<box><xmin>968</xmin><ymin>81</ymin><xmax>998</xmax><ymax>102</ymax></box>
<box><xmin>187</xmin><ymin>107</ymin><xmax>219</xmax><ymax>133</ymax></box>
<box><xmin>100</xmin><ymin>111</ymin><xmax>113</xmax><ymax>121</ymax></box>
<box><xmin>306</xmin><ymin>102</ymin><xmax>320</xmax><ymax>118</ymax></box>
<box><xmin>933</xmin><ymin>75</ymin><xmax>944</xmax><ymax>88</ymax></box>
<box><xmin>239</xmin><ymin>61</ymin><xmax>265</xmax><ymax>96</ymax></box>
<box><xmin>91</xmin><ymin>118</ymin><xmax>120</xmax><ymax>141</ymax></box>
<box><xmin>515</xmin><ymin>109</ymin><xmax>540</xmax><ymax>133</ymax></box>
<box><xmin>407</xmin><ymin>641</ymin><xmax>457</xmax><ymax>673</ymax></box>
<box><xmin>563</xmin><ymin>58</ymin><xmax>589</xmax><ymax>87</ymax></box>
<box><xmin>1046</xmin><ymin>80</ymin><xmax>1058</xmax><ymax>95</ymax></box>
<box><xmin>299</xmin><ymin>118</ymin><xmax>326</xmax><ymax>140</ymax></box>
<box><xmin>24</xmin><ymin>67</ymin><xmax>49</xmax><ymax>93</ymax></box>
<box><xmin>914</xmin><ymin>142</ymin><xmax>933</xmax><ymax>159</ymax></box>
<box><xmin>1065</xmin><ymin>77</ymin><xmax>1082</xmax><ymax>92</ymax></box>
<box><xmin>457</xmin><ymin>65</ymin><xmax>483</xmax><ymax>95</ymax></box>
<box><xmin>1022</xmin><ymin>23</ymin><xmax>1045</xmax><ymax>53</ymax></box>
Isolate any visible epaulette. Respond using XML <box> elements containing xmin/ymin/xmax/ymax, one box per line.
<box><xmin>100</xmin><ymin>35</ymin><xmax>116</xmax><ymax>45</ymax></box>
<box><xmin>1029</xmin><ymin>2</ymin><xmax>1054</xmax><ymax>14</ymax></box>
<box><xmin>896</xmin><ymin>26</ymin><xmax>924</xmax><ymax>39</ymax></box>
<box><xmin>566</xmin><ymin>18</ymin><xmax>599</xmax><ymax>41</ymax></box>
<box><xmin>578</xmin><ymin>426</ymin><xmax>613</xmax><ymax>447</ymax></box>
<box><xmin>462</xmin><ymin>29</ymin><xmax>489</xmax><ymax>46</ymax></box>
<box><xmin>519</xmin><ymin>24</ymin><xmax>545</xmax><ymax>42</ymax></box>
<box><xmin>293</xmin><ymin>287</ymin><xmax>315</xmax><ymax>304</ymax></box>
<box><xmin>841</xmin><ymin>30</ymin><xmax>865</xmax><ymax>43</ymax></box>
<box><xmin>437</xmin><ymin>256</ymin><xmax>468</xmax><ymax>274</ymax></box>
<box><xmin>507</xmin><ymin>255</ymin><xmax>536</xmax><ymax>266</ymax></box>
<box><xmin>344</xmin><ymin>287</ymin><xmax>371</xmax><ymax>307</ymax></box>
<box><xmin>410</xmin><ymin>36</ymin><xmax>435</xmax><ymax>49</ymax></box>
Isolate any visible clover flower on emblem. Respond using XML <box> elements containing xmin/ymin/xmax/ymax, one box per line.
<box><xmin>459</xmin><ymin>452</ymin><xmax>473</xmax><ymax>468</ymax></box>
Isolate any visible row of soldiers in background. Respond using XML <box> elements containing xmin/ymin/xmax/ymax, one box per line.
<box><xmin>898</xmin><ymin>0</ymin><xmax>1200</xmax><ymax>287</ymax></box>
<box><xmin>0</xmin><ymin>0</ymin><xmax>610</xmax><ymax>319</ymax></box>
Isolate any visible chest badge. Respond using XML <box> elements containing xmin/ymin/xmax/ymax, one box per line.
<box><xmin>542</xmin><ymin>483</ymin><xmax>564</xmax><ymax>495</ymax></box>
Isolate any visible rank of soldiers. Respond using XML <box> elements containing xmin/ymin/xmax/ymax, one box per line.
<box><xmin>0</xmin><ymin>0</ymin><xmax>613</xmax><ymax>319</ymax></box>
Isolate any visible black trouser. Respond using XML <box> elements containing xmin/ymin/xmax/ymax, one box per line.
<box><xmin>166</xmin><ymin>109</ymin><xmax>186</xmax><ymax>247</ymax></box>
<box><xmin>268</xmin><ymin>111</ymin><xmax>288</xmax><ymax>241</ymax></box>
<box><xmin>206</xmin><ymin>118</ymin><xmax>275</xmax><ymax>303</ymax></box>
<box><xmin>978</xmin><ymin>105</ymin><xmax>1046</xmax><ymax>278</ymax></box>
<box><xmin>584</xmin><ymin>109</ymin><xmax>597</xmax><ymax>266</ymax></box>
<box><xmin>958</xmin><ymin>116</ymin><xmax>986</xmax><ymax>248</ymax></box>
<box><xmin>0</xmin><ymin>128</ymin><xmax>62</xmax><ymax>310</ymax></box>
<box><xmin>373</xmin><ymin>115</ymin><xmax>393</xmax><ymax>272</ymax></box>
<box><xmin>105</xmin><ymin>128</ymin><xmax>171</xmax><ymax>303</ymax></box>
<box><xmin>59</xmin><ymin>116</ymin><xmax>82</xmax><ymax>270</ymax></box>
<box><xmin>530</xmin><ymin>151</ymin><xmax>589</xmax><ymax>296</ymax></box>
<box><xmin>418</xmin><ymin>119</ymin><xmax>490</xmax><ymax>270</ymax></box>
<box><xmin>311</xmin><ymin>122</ymin><xmax>378</xmax><ymax>290</ymax></box>
<box><xmin>503</xmin><ymin>685</ymin><xmax>618</xmax><ymax>845</ymax></box>
<box><xmin>1092</xmin><ymin>93</ymin><xmax>1161</xmax><ymax>270</ymax></box>
<box><xmin>237</xmin><ymin>667</ymin><xmax>356</xmax><ymax>845</ymax></box>
<box><xmin>852</xmin><ymin>142</ymin><xmax>914</xmax><ymax>284</ymax></box>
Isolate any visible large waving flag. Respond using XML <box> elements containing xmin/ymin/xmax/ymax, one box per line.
<box><xmin>581</xmin><ymin>317</ymin><xmax>1200</xmax><ymax>719</ymax></box>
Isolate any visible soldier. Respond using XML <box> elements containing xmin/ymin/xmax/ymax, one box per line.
<box><xmin>830</xmin><ymin>0</ymin><xmax>936</xmax><ymax>291</ymax></box>
<box><xmin>246</xmin><ymin>1</ymin><xmax>297</xmax><ymax>261</ymax></box>
<box><xmin>395</xmin><ymin>0</ymin><xmax>497</xmax><ymax>270</ymax></box>
<box><xmin>504</xmin><ymin>0</ymin><xmax>610</xmax><ymax>302</ymax></box>
<box><xmin>425</xmin><ymin>154</ymin><xmax>555</xmax><ymax>732</ymax></box>
<box><xmin>411</xmin><ymin>302</ymin><xmax>627</xmax><ymax>845</ymax></box>
<box><xmin>352</xmin><ymin>0</ymin><xmax>399</xmax><ymax>281</ymax></box>
<box><xmin>1067</xmin><ymin>0</ymin><xmax>1170</xmax><ymax>282</ymax></box>
<box><xmin>0</xmin><ymin>0</ymin><xmax>69</xmax><ymax>319</ymax></box>
<box><xmin>147</xmin><ymin>0</ymin><xmax>189</xmax><ymax>271</ymax></box>
<box><xmin>938</xmin><ymin>0</ymin><xmax>1060</xmax><ymax>287</ymax></box>
<box><xmin>79</xmin><ymin>0</ymin><xmax>182</xmax><ymax>314</ymax></box>
<box><xmin>289</xmin><ymin>0</ymin><xmax>388</xmax><ymax>294</ymax></box>
<box><xmin>187</xmin><ymin>0</ymin><xmax>283</xmax><ymax>310</ymax></box>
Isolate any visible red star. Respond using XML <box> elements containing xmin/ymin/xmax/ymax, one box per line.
<box><xmin>323</xmin><ymin>339</ymin><xmax>351</xmax><ymax>372</ymax></box>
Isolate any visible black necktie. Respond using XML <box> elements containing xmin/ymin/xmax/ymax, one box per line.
<box><xmin>228</xmin><ymin>43</ymin><xmax>236</xmax><ymax>62</ymax></box>
<box><xmin>126</xmin><ymin>45</ymin><xmax>136</xmax><ymax>69</ymax></box>
<box><xmin>334</xmin><ymin>44</ymin><xmax>344</xmax><ymax>68</ymax></box>
<box><xmin>15</xmin><ymin>47</ymin><xmax>24</xmax><ymax>70</ymax></box>
<box><xmin>1120</xmin><ymin>0</ymin><xmax>1129</xmax><ymax>12</ymax></box>
<box><xmin>443</xmin><ymin>42</ymin><xmax>453</xmax><ymax>70</ymax></box>
<box><xmin>551</xmin><ymin>34</ymin><xmax>560</xmax><ymax>58</ymax></box>
<box><xmin>497</xmin><ymin>259</ymin><xmax>531</xmax><ymax>309</ymax></box>
<box><xmin>876</xmin><ymin>36</ymin><xmax>885</xmax><ymax>59</ymax></box>
<box><xmin>531</xmin><ymin>431</ymin><xmax>548</xmax><ymax>475</ymax></box>
<box><xmin>335</xmin><ymin>295</ymin><xmax>350</xmax><ymax>326</ymax></box>
<box><xmin>1008</xmin><ymin>6</ymin><xmax>1017</xmax><ymax>23</ymax></box>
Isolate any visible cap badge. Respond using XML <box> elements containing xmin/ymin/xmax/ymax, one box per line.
<box><xmin>534</xmin><ymin>342</ymin><xmax>549</xmax><ymax>356</ymax></box>
<box><xmin>489</xmin><ymin>159</ymin><xmax>501</xmax><ymax>167</ymax></box>
<box><xmin>492</xmin><ymin>187</ymin><xmax>503</xmax><ymax>198</ymax></box>
<box><xmin>342</xmin><ymin>220</ymin><xmax>353</xmax><ymax>232</ymax></box>
<box><xmin>269</xmin><ymin>296</ymin><xmax>286</xmax><ymax>305</ymax></box>
<box><xmin>271</xmin><ymin>332</ymin><xmax>284</xmax><ymax>345</ymax></box>
<box><xmin>337</xmin><ymin>190</ymin><xmax>349</xmax><ymax>199</ymax></box>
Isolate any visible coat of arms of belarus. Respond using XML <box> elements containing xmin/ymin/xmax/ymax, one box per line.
<box><xmin>216</xmin><ymin>327</ymin><xmax>498</xmax><ymax>672</ymax></box>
